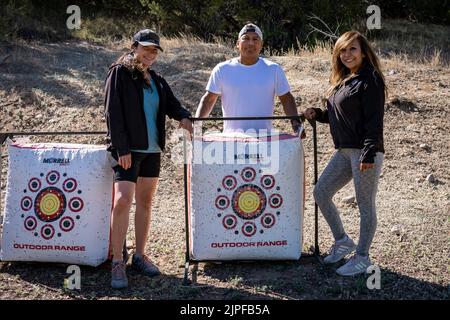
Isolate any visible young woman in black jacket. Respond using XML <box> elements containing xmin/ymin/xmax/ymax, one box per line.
<box><xmin>304</xmin><ymin>31</ymin><xmax>386</xmax><ymax>276</ymax></box>
<box><xmin>104</xmin><ymin>29</ymin><xmax>192</xmax><ymax>289</ymax></box>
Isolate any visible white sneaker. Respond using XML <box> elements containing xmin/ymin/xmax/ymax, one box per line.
<box><xmin>336</xmin><ymin>254</ymin><xmax>372</xmax><ymax>276</ymax></box>
<box><xmin>323</xmin><ymin>235</ymin><xmax>356</xmax><ymax>264</ymax></box>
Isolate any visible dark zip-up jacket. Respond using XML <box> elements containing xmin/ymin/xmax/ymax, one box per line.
<box><xmin>314</xmin><ymin>62</ymin><xmax>385</xmax><ymax>163</ymax></box>
<box><xmin>104</xmin><ymin>64</ymin><xmax>191</xmax><ymax>156</ymax></box>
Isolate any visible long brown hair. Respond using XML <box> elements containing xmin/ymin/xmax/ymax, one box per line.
<box><xmin>326</xmin><ymin>31</ymin><xmax>387</xmax><ymax>98</ymax></box>
<box><xmin>111</xmin><ymin>42</ymin><xmax>149</xmax><ymax>83</ymax></box>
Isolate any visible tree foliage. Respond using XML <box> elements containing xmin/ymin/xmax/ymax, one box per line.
<box><xmin>1</xmin><ymin>0</ymin><xmax>448</xmax><ymax>46</ymax></box>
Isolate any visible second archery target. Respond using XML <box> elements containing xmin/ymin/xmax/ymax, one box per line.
<box><xmin>189</xmin><ymin>131</ymin><xmax>305</xmax><ymax>261</ymax></box>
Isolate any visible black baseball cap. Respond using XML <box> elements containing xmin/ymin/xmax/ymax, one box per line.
<box><xmin>133</xmin><ymin>29</ymin><xmax>163</xmax><ymax>51</ymax></box>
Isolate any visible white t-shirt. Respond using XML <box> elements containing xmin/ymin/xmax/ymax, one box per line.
<box><xmin>206</xmin><ymin>57</ymin><xmax>290</xmax><ymax>132</ymax></box>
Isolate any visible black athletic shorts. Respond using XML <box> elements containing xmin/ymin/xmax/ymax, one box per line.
<box><xmin>110</xmin><ymin>151</ymin><xmax>161</xmax><ymax>183</ymax></box>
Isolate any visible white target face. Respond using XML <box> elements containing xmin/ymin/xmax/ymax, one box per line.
<box><xmin>19</xmin><ymin>172</ymin><xmax>83</xmax><ymax>240</ymax></box>
<box><xmin>214</xmin><ymin>167</ymin><xmax>283</xmax><ymax>237</ymax></box>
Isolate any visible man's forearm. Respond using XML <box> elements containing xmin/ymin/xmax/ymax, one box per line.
<box><xmin>279</xmin><ymin>92</ymin><xmax>299</xmax><ymax>117</ymax></box>
<box><xmin>195</xmin><ymin>92</ymin><xmax>218</xmax><ymax>117</ymax></box>
<box><xmin>280</xmin><ymin>92</ymin><xmax>305</xmax><ymax>136</ymax></box>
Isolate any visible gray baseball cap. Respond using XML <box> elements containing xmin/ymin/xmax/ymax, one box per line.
<box><xmin>238</xmin><ymin>23</ymin><xmax>263</xmax><ymax>40</ymax></box>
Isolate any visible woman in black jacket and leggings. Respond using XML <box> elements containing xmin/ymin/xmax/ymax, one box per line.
<box><xmin>104</xmin><ymin>29</ymin><xmax>192</xmax><ymax>289</ymax></box>
<box><xmin>305</xmin><ymin>31</ymin><xmax>386</xmax><ymax>276</ymax></box>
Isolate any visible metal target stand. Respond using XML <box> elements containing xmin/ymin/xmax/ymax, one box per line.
<box><xmin>181</xmin><ymin>115</ymin><xmax>321</xmax><ymax>286</ymax></box>
<box><xmin>0</xmin><ymin>119</ymin><xmax>322</xmax><ymax>285</ymax></box>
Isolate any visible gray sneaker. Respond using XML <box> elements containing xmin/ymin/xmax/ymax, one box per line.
<box><xmin>131</xmin><ymin>254</ymin><xmax>161</xmax><ymax>277</ymax></box>
<box><xmin>111</xmin><ymin>261</ymin><xmax>128</xmax><ymax>289</ymax></box>
<box><xmin>323</xmin><ymin>234</ymin><xmax>356</xmax><ymax>264</ymax></box>
<box><xmin>336</xmin><ymin>254</ymin><xmax>371</xmax><ymax>276</ymax></box>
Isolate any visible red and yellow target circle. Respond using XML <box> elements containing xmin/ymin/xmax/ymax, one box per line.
<box><xmin>34</xmin><ymin>187</ymin><xmax>66</xmax><ymax>222</ymax></box>
<box><xmin>232</xmin><ymin>184</ymin><xmax>266</xmax><ymax>220</ymax></box>
<box><xmin>22</xmin><ymin>172</ymin><xmax>82</xmax><ymax>240</ymax></box>
<box><xmin>238</xmin><ymin>191</ymin><xmax>260</xmax><ymax>212</ymax></box>
<box><xmin>215</xmin><ymin>169</ymin><xmax>282</xmax><ymax>236</ymax></box>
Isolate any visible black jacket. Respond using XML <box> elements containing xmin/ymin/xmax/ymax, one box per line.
<box><xmin>314</xmin><ymin>62</ymin><xmax>385</xmax><ymax>163</ymax></box>
<box><xmin>104</xmin><ymin>64</ymin><xmax>191</xmax><ymax>156</ymax></box>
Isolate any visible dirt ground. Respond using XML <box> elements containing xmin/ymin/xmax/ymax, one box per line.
<box><xmin>0</xmin><ymin>36</ymin><xmax>449</xmax><ymax>300</ymax></box>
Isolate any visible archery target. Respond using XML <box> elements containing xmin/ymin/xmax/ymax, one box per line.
<box><xmin>34</xmin><ymin>187</ymin><xmax>67</xmax><ymax>223</ymax></box>
<box><xmin>0</xmin><ymin>143</ymin><xmax>113</xmax><ymax>266</ymax></box>
<box><xmin>189</xmin><ymin>132</ymin><xmax>304</xmax><ymax>260</ymax></box>
<box><xmin>232</xmin><ymin>183</ymin><xmax>266</xmax><ymax>220</ymax></box>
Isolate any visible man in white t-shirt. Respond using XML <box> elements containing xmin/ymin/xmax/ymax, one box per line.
<box><xmin>195</xmin><ymin>23</ymin><xmax>303</xmax><ymax>134</ymax></box>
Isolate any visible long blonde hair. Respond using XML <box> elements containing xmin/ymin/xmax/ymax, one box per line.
<box><xmin>326</xmin><ymin>31</ymin><xmax>387</xmax><ymax>98</ymax></box>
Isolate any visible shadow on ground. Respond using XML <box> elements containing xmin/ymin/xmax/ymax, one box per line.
<box><xmin>197</xmin><ymin>255</ymin><xmax>449</xmax><ymax>299</ymax></box>
<box><xmin>1</xmin><ymin>253</ymin><xmax>448</xmax><ymax>300</ymax></box>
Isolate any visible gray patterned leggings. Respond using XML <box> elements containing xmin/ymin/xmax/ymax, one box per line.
<box><xmin>313</xmin><ymin>149</ymin><xmax>384</xmax><ymax>257</ymax></box>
